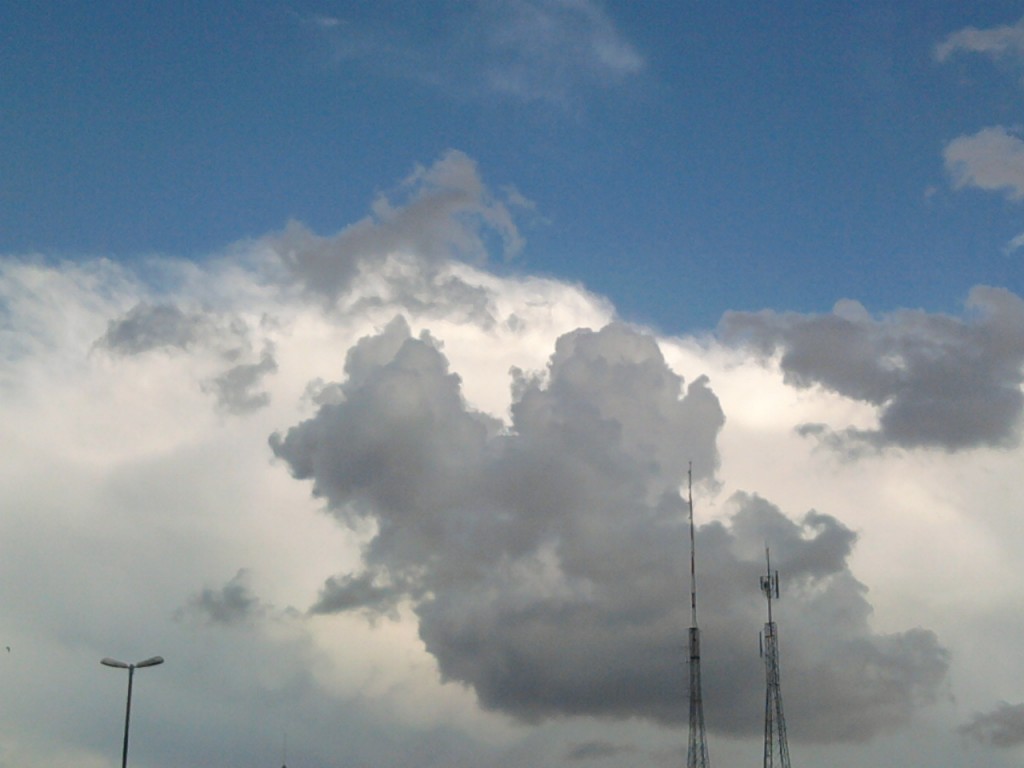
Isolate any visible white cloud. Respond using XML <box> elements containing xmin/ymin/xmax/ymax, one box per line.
<box><xmin>1004</xmin><ymin>231</ymin><xmax>1024</xmax><ymax>254</ymax></box>
<box><xmin>311</xmin><ymin>15</ymin><xmax>343</xmax><ymax>30</ymax></box>
<box><xmin>477</xmin><ymin>0</ymin><xmax>645</xmax><ymax>103</ymax></box>
<box><xmin>935</xmin><ymin>18</ymin><xmax>1024</xmax><ymax>217</ymax></box>
<box><xmin>944</xmin><ymin>126</ymin><xmax>1024</xmax><ymax>200</ymax></box>
<box><xmin>299</xmin><ymin>0</ymin><xmax>644</xmax><ymax>106</ymax></box>
<box><xmin>934</xmin><ymin>16</ymin><xmax>1024</xmax><ymax>63</ymax></box>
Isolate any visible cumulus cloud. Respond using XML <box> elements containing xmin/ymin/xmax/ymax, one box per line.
<box><xmin>943</xmin><ymin>126</ymin><xmax>1024</xmax><ymax>201</ymax></box>
<box><xmin>698</xmin><ymin>494</ymin><xmax>949</xmax><ymax>742</ymax></box>
<box><xmin>0</xmin><ymin>148</ymin><xmax>1003</xmax><ymax>767</ymax></box>
<box><xmin>177</xmin><ymin>569</ymin><xmax>269</xmax><ymax>626</ymax></box>
<box><xmin>934</xmin><ymin>16</ymin><xmax>1024</xmax><ymax>63</ymax></box>
<box><xmin>719</xmin><ymin>288</ymin><xmax>1024</xmax><ymax>452</ymax></box>
<box><xmin>269</xmin><ymin>150</ymin><xmax>523</xmax><ymax>304</ymax></box>
<box><xmin>270</xmin><ymin>320</ymin><xmax>723</xmax><ymax>718</ymax></box>
<box><xmin>269</xmin><ymin>318</ymin><xmax>946</xmax><ymax>740</ymax></box>
<box><xmin>960</xmin><ymin>702</ymin><xmax>1024</xmax><ymax>748</ymax></box>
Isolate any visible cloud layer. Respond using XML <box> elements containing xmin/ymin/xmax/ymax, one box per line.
<box><xmin>0</xmin><ymin>147</ymin><xmax>1020</xmax><ymax>767</ymax></box>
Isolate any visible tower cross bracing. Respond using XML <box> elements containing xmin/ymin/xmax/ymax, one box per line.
<box><xmin>685</xmin><ymin>465</ymin><xmax>710</xmax><ymax>768</ymax></box>
<box><xmin>760</xmin><ymin>547</ymin><xmax>792</xmax><ymax>768</ymax></box>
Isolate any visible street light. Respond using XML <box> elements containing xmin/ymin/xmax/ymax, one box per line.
<box><xmin>101</xmin><ymin>656</ymin><xmax>164</xmax><ymax>768</ymax></box>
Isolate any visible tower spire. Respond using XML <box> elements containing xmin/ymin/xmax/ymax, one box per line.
<box><xmin>686</xmin><ymin>463</ymin><xmax>711</xmax><ymax>768</ymax></box>
<box><xmin>689</xmin><ymin>465</ymin><xmax>699</xmax><ymax>628</ymax></box>
<box><xmin>760</xmin><ymin>547</ymin><xmax>791</xmax><ymax>768</ymax></box>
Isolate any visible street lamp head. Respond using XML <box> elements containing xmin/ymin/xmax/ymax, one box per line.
<box><xmin>101</xmin><ymin>656</ymin><xmax>164</xmax><ymax>669</ymax></box>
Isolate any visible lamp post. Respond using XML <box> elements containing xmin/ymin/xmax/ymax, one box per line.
<box><xmin>101</xmin><ymin>656</ymin><xmax>164</xmax><ymax>768</ymax></box>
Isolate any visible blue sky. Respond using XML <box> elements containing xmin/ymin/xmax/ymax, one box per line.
<box><xmin>5</xmin><ymin>4</ymin><xmax>1024</xmax><ymax>768</ymax></box>
<box><xmin>5</xmin><ymin>2</ymin><xmax>1023</xmax><ymax>330</ymax></box>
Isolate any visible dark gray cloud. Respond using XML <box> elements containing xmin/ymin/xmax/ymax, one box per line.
<box><xmin>270</xmin><ymin>320</ymin><xmax>947</xmax><ymax>741</ymax></box>
<box><xmin>98</xmin><ymin>302</ymin><xmax>212</xmax><ymax>354</ymax></box>
<box><xmin>345</xmin><ymin>269</ymin><xmax>499</xmax><ymax>329</ymax></box>
<box><xmin>177</xmin><ymin>569</ymin><xmax>267</xmax><ymax>626</ymax></box>
<box><xmin>97</xmin><ymin>300</ymin><xmax>259</xmax><ymax>361</ymax></box>
<box><xmin>719</xmin><ymin>287</ymin><xmax>1024</xmax><ymax>452</ymax></box>
<box><xmin>680</xmin><ymin>494</ymin><xmax>948</xmax><ymax>743</ymax></box>
<box><xmin>100</xmin><ymin>301</ymin><xmax>277</xmax><ymax>412</ymax></box>
<box><xmin>270</xmin><ymin>150</ymin><xmax>522</xmax><ymax>305</ymax></box>
<box><xmin>312</xmin><ymin>571</ymin><xmax>404</xmax><ymax>617</ymax></box>
<box><xmin>959</xmin><ymin>702</ymin><xmax>1024</xmax><ymax>748</ymax></box>
<box><xmin>565</xmin><ymin>740</ymin><xmax>637</xmax><ymax>761</ymax></box>
<box><xmin>203</xmin><ymin>346</ymin><xmax>278</xmax><ymax>414</ymax></box>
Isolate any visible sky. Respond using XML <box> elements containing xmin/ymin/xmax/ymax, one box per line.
<box><xmin>2</xmin><ymin>2</ymin><xmax>1024</xmax><ymax>767</ymax></box>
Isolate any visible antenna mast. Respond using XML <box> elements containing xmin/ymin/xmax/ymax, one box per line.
<box><xmin>760</xmin><ymin>547</ymin><xmax>791</xmax><ymax>768</ymax></box>
<box><xmin>686</xmin><ymin>464</ymin><xmax>711</xmax><ymax>768</ymax></box>
<box><xmin>689</xmin><ymin>466</ymin><xmax>699</xmax><ymax>628</ymax></box>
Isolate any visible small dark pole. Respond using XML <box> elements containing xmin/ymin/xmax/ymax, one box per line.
<box><xmin>121</xmin><ymin>664</ymin><xmax>134</xmax><ymax>768</ymax></box>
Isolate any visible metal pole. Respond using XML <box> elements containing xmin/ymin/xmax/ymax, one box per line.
<box><xmin>121</xmin><ymin>664</ymin><xmax>134</xmax><ymax>768</ymax></box>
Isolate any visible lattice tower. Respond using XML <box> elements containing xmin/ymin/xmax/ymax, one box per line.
<box><xmin>760</xmin><ymin>547</ymin><xmax>791</xmax><ymax>768</ymax></box>
<box><xmin>686</xmin><ymin>466</ymin><xmax>711</xmax><ymax>768</ymax></box>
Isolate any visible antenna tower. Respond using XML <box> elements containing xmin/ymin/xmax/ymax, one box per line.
<box><xmin>686</xmin><ymin>465</ymin><xmax>711</xmax><ymax>768</ymax></box>
<box><xmin>759</xmin><ymin>547</ymin><xmax>791</xmax><ymax>768</ymax></box>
